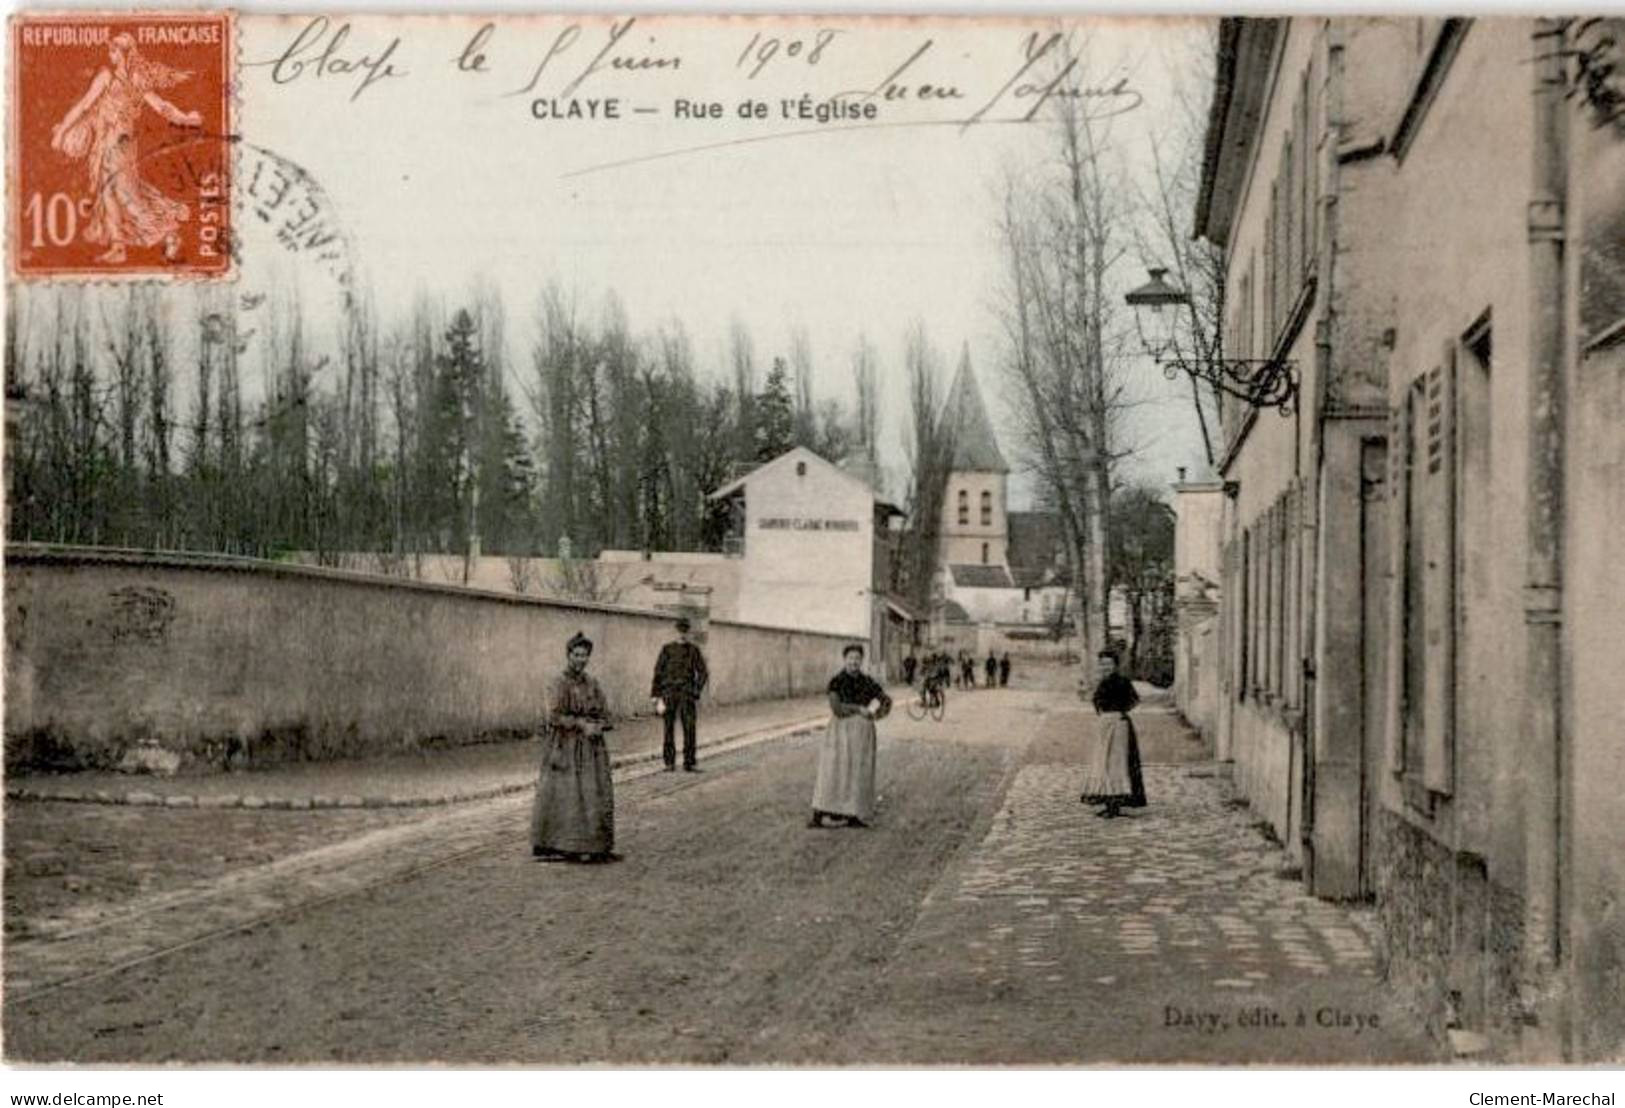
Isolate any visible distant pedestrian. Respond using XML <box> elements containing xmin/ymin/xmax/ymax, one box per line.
<box><xmin>902</xmin><ymin>653</ymin><xmax>917</xmax><ymax>686</ymax></box>
<box><xmin>961</xmin><ymin>652</ymin><xmax>976</xmax><ymax>689</ymax></box>
<box><xmin>985</xmin><ymin>651</ymin><xmax>998</xmax><ymax>687</ymax></box>
<box><xmin>999</xmin><ymin>652</ymin><xmax>1011</xmax><ymax>687</ymax></box>
<box><xmin>809</xmin><ymin>643</ymin><xmax>892</xmax><ymax>829</ymax></box>
<box><xmin>532</xmin><ymin>631</ymin><xmax>620</xmax><ymax>863</ymax></box>
<box><xmin>651</xmin><ymin>617</ymin><xmax>709</xmax><ymax>773</ymax></box>
<box><xmin>1079</xmin><ymin>649</ymin><xmax>1146</xmax><ymax>819</ymax></box>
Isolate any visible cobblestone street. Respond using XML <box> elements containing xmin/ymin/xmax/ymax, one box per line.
<box><xmin>838</xmin><ymin>699</ymin><xmax>1435</xmax><ymax>1061</ymax></box>
<box><xmin>3</xmin><ymin>670</ymin><xmax>1441</xmax><ymax>1064</ymax></box>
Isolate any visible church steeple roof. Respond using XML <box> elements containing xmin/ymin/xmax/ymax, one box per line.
<box><xmin>942</xmin><ymin>349</ymin><xmax>1008</xmax><ymax>474</ymax></box>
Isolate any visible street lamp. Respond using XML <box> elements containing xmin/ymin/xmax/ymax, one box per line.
<box><xmin>1124</xmin><ymin>267</ymin><xmax>1297</xmax><ymax>414</ymax></box>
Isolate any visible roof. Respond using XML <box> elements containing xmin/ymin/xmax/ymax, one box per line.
<box><xmin>942</xmin><ymin>355</ymin><xmax>1008</xmax><ymax>473</ymax></box>
<box><xmin>1195</xmin><ymin>18</ymin><xmax>1283</xmax><ymax>247</ymax></box>
<box><xmin>1007</xmin><ymin>511</ymin><xmax>1066</xmax><ymax>573</ymax></box>
<box><xmin>949</xmin><ymin>564</ymin><xmax>1014</xmax><ymax>589</ymax></box>
<box><xmin>942</xmin><ymin>599</ymin><xmax>972</xmax><ymax>623</ymax></box>
<box><xmin>707</xmin><ymin>446</ymin><xmax>875</xmax><ymax>502</ymax></box>
<box><xmin>1010</xmin><ymin>565</ymin><xmax>1061</xmax><ymax>589</ymax></box>
<box><xmin>882</xmin><ymin>593</ymin><xmax>923</xmax><ymax>622</ymax></box>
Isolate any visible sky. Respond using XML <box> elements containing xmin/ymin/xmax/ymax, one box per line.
<box><xmin>15</xmin><ymin>11</ymin><xmax>1219</xmax><ymax>505</ymax></box>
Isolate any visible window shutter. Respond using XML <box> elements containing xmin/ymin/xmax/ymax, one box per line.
<box><xmin>1284</xmin><ymin>135</ymin><xmax>1298</xmax><ymax>311</ymax></box>
<box><xmin>1387</xmin><ymin>394</ymin><xmax>1411</xmax><ymax>776</ymax></box>
<box><xmin>1286</xmin><ymin>482</ymin><xmax>1301</xmax><ymax>707</ymax></box>
<box><xmin>1422</xmin><ymin>348</ymin><xmax>1457</xmax><ymax>794</ymax></box>
<box><xmin>1263</xmin><ymin>188</ymin><xmax>1276</xmax><ymax>345</ymax></box>
<box><xmin>1241</xmin><ymin>530</ymin><xmax>1252</xmax><ymax>698</ymax></box>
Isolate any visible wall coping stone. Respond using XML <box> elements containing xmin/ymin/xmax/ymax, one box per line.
<box><xmin>3</xmin><ymin>543</ymin><xmax>852</xmax><ymax>642</ymax></box>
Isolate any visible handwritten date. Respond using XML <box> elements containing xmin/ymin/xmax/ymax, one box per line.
<box><xmin>737</xmin><ymin>30</ymin><xmax>842</xmax><ymax>79</ymax></box>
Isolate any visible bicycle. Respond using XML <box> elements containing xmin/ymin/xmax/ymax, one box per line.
<box><xmin>906</xmin><ymin>681</ymin><xmax>948</xmax><ymax>722</ymax></box>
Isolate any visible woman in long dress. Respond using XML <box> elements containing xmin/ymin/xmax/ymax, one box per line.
<box><xmin>1079</xmin><ymin>649</ymin><xmax>1147</xmax><ymax>818</ymax></box>
<box><xmin>809</xmin><ymin>643</ymin><xmax>892</xmax><ymax>829</ymax></box>
<box><xmin>531</xmin><ymin>631</ymin><xmax>621</xmax><ymax>863</ymax></box>
<box><xmin>49</xmin><ymin>33</ymin><xmax>202</xmax><ymax>264</ymax></box>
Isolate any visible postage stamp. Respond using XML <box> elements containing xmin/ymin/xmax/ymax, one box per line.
<box><xmin>8</xmin><ymin>10</ymin><xmax>233</xmax><ymax>279</ymax></box>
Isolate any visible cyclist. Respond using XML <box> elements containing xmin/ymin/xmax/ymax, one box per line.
<box><xmin>921</xmin><ymin>652</ymin><xmax>947</xmax><ymax>709</ymax></box>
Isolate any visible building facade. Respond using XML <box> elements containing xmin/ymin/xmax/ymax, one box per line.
<box><xmin>708</xmin><ymin>446</ymin><xmax>880</xmax><ymax>640</ymax></box>
<box><xmin>1197</xmin><ymin>16</ymin><xmax>1625</xmax><ymax>1060</ymax></box>
<box><xmin>1172</xmin><ymin>476</ymin><xmax>1225</xmax><ymax>742</ymax></box>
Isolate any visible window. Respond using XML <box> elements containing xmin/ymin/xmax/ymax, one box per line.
<box><xmin>1255</xmin><ymin>520</ymin><xmax>1266</xmax><ymax>695</ymax></box>
<box><xmin>980</xmin><ymin>490</ymin><xmax>992</xmax><ymax>526</ymax></box>
<box><xmin>1224</xmin><ymin>260</ymin><xmax>1260</xmax><ymax>436</ymax></box>
<box><xmin>1259</xmin><ymin>73</ymin><xmax>1315</xmax><ymax>355</ymax></box>
<box><xmin>1286</xmin><ymin>484</ymin><xmax>1301</xmax><ymax>707</ymax></box>
<box><xmin>1276</xmin><ymin>499</ymin><xmax>1289</xmax><ymax>696</ymax></box>
<box><xmin>981</xmin><ymin>542</ymin><xmax>989</xmax><ymax>565</ymax></box>
<box><xmin>957</xmin><ymin>489</ymin><xmax>968</xmax><ymax>526</ymax></box>
<box><xmin>1245</xmin><ymin>528</ymin><xmax>1258</xmax><ymax>696</ymax></box>
<box><xmin>1267</xmin><ymin>502</ymin><xmax>1279</xmax><ymax>695</ymax></box>
<box><xmin>1396</xmin><ymin>352</ymin><xmax>1458</xmax><ymax>805</ymax></box>
<box><xmin>1454</xmin><ymin>314</ymin><xmax>1492</xmax><ymax>772</ymax></box>
<box><xmin>1265</xmin><ymin>178</ymin><xmax>1279</xmax><ymax>344</ymax></box>
<box><xmin>1226</xmin><ymin>537</ymin><xmax>1248</xmax><ymax>701</ymax></box>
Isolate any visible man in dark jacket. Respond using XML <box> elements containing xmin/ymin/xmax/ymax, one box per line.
<box><xmin>651</xmin><ymin>617</ymin><xmax>709</xmax><ymax>772</ymax></box>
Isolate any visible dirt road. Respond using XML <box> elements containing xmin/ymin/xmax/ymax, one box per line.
<box><xmin>4</xmin><ymin>673</ymin><xmax>1439</xmax><ymax>1064</ymax></box>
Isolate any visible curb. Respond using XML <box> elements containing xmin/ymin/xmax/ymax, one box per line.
<box><xmin>3</xmin><ymin>717</ymin><xmax>827</xmax><ymax>811</ymax></box>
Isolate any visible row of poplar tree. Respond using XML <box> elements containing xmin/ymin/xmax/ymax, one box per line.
<box><xmin>3</xmin><ymin>281</ymin><xmax>885</xmax><ymax>574</ymax></box>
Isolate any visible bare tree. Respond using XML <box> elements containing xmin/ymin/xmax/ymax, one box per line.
<box><xmin>507</xmin><ymin>551</ymin><xmax>538</xmax><ymax>594</ymax></box>
<box><xmin>1108</xmin><ymin>482</ymin><xmax>1177</xmax><ymax>678</ymax></box>
<box><xmin>531</xmin><ymin>283</ymin><xmax>583</xmax><ymax>553</ymax></box>
<box><xmin>545</xmin><ymin>557</ymin><xmax>632</xmax><ymax>604</ymax></box>
<box><xmin>789</xmin><ymin>325</ymin><xmax>817</xmax><ymax>447</ymax></box>
<box><xmin>896</xmin><ymin>322</ymin><xmax>954</xmax><ymax>612</ymax></box>
<box><xmin>141</xmin><ymin>288</ymin><xmax>175</xmax><ymax>547</ymax></box>
<box><xmin>102</xmin><ymin>287</ymin><xmax>148</xmax><ymax>542</ymax></box>
<box><xmin>851</xmin><ymin>333</ymin><xmax>881</xmax><ymax>476</ymax></box>
<box><xmin>655</xmin><ymin>321</ymin><xmax>703</xmax><ymax>550</ymax></box>
<box><xmin>727</xmin><ymin>317</ymin><xmax>757</xmax><ymax>472</ymax></box>
<box><xmin>992</xmin><ymin>47</ymin><xmax>1141</xmax><ymax>661</ymax></box>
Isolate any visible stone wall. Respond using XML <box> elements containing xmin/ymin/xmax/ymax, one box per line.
<box><xmin>3</xmin><ymin>545</ymin><xmax>851</xmax><ymax>773</ymax></box>
<box><xmin>1374</xmin><ymin>808</ymin><xmax>1526</xmax><ymax>1051</ymax></box>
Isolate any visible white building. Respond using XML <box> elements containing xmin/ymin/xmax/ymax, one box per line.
<box><xmin>707</xmin><ymin>446</ymin><xmax>879</xmax><ymax>639</ymax></box>
<box><xmin>1172</xmin><ymin>474</ymin><xmax>1226</xmax><ymax>741</ymax></box>
<box><xmin>602</xmin><ymin>447</ymin><xmax>919</xmax><ymax>676</ymax></box>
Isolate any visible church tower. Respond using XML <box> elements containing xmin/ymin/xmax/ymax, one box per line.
<box><xmin>938</xmin><ymin>349</ymin><xmax>1009</xmax><ymax>571</ymax></box>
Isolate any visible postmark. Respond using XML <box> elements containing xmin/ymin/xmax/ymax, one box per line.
<box><xmin>9</xmin><ymin>11</ymin><xmax>233</xmax><ymax>280</ymax></box>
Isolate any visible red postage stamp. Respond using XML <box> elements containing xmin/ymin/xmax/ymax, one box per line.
<box><xmin>9</xmin><ymin>11</ymin><xmax>233</xmax><ymax>279</ymax></box>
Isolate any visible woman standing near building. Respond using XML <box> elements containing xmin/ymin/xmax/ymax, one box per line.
<box><xmin>1079</xmin><ymin>649</ymin><xmax>1147</xmax><ymax>818</ymax></box>
<box><xmin>809</xmin><ymin>644</ymin><xmax>892</xmax><ymax>829</ymax></box>
<box><xmin>531</xmin><ymin>631</ymin><xmax>621</xmax><ymax>863</ymax></box>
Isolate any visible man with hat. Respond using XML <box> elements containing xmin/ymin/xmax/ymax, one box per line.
<box><xmin>650</xmin><ymin>616</ymin><xmax>709</xmax><ymax>772</ymax></box>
